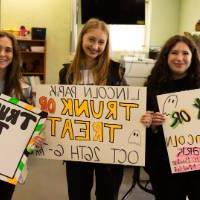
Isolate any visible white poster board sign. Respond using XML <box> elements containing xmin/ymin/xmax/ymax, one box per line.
<box><xmin>157</xmin><ymin>89</ymin><xmax>200</xmax><ymax>173</ymax></box>
<box><xmin>0</xmin><ymin>94</ymin><xmax>47</xmax><ymax>184</ymax></box>
<box><xmin>35</xmin><ymin>84</ymin><xmax>146</xmax><ymax>166</ymax></box>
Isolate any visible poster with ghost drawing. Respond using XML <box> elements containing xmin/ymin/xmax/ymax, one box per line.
<box><xmin>0</xmin><ymin>94</ymin><xmax>47</xmax><ymax>184</ymax></box>
<box><xmin>157</xmin><ymin>89</ymin><xmax>200</xmax><ymax>173</ymax></box>
<box><xmin>35</xmin><ymin>84</ymin><xmax>146</xmax><ymax>166</ymax></box>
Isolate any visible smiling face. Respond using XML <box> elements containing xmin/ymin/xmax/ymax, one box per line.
<box><xmin>82</xmin><ymin>28</ymin><xmax>108</xmax><ymax>62</ymax></box>
<box><xmin>0</xmin><ymin>36</ymin><xmax>13</xmax><ymax>70</ymax></box>
<box><xmin>168</xmin><ymin>41</ymin><xmax>192</xmax><ymax>80</ymax></box>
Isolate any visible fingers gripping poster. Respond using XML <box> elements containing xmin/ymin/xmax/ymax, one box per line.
<box><xmin>35</xmin><ymin>85</ymin><xmax>146</xmax><ymax>166</ymax></box>
<box><xmin>157</xmin><ymin>89</ymin><xmax>200</xmax><ymax>173</ymax></box>
<box><xmin>0</xmin><ymin>94</ymin><xmax>47</xmax><ymax>184</ymax></box>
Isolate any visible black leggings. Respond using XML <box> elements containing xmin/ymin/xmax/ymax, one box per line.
<box><xmin>66</xmin><ymin>161</ymin><xmax>124</xmax><ymax>200</ymax></box>
<box><xmin>0</xmin><ymin>180</ymin><xmax>15</xmax><ymax>200</ymax></box>
<box><xmin>147</xmin><ymin>169</ymin><xmax>200</xmax><ymax>200</ymax></box>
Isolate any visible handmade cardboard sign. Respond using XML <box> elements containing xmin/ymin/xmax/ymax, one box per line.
<box><xmin>35</xmin><ymin>84</ymin><xmax>146</xmax><ymax>166</ymax></box>
<box><xmin>0</xmin><ymin>94</ymin><xmax>47</xmax><ymax>184</ymax></box>
<box><xmin>157</xmin><ymin>89</ymin><xmax>200</xmax><ymax>173</ymax></box>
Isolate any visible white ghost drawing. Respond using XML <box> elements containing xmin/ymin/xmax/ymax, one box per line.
<box><xmin>162</xmin><ymin>95</ymin><xmax>178</xmax><ymax>116</ymax></box>
<box><xmin>128</xmin><ymin>129</ymin><xmax>141</xmax><ymax>146</ymax></box>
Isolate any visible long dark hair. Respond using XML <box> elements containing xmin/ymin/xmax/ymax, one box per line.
<box><xmin>145</xmin><ymin>35</ymin><xmax>200</xmax><ymax>93</ymax></box>
<box><xmin>0</xmin><ymin>31</ymin><xmax>23</xmax><ymax>98</ymax></box>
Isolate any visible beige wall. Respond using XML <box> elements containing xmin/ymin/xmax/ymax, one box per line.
<box><xmin>1</xmin><ymin>0</ymin><xmax>197</xmax><ymax>83</ymax></box>
<box><xmin>1</xmin><ymin>0</ymin><xmax>71</xmax><ymax>84</ymax></box>
<box><xmin>150</xmin><ymin>0</ymin><xmax>180</xmax><ymax>47</ymax></box>
<box><xmin>179</xmin><ymin>0</ymin><xmax>200</xmax><ymax>33</ymax></box>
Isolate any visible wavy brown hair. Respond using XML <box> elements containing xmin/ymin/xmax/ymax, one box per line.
<box><xmin>67</xmin><ymin>18</ymin><xmax>110</xmax><ymax>85</ymax></box>
<box><xmin>145</xmin><ymin>35</ymin><xmax>200</xmax><ymax>93</ymax></box>
<box><xmin>0</xmin><ymin>31</ymin><xmax>23</xmax><ymax>98</ymax></box>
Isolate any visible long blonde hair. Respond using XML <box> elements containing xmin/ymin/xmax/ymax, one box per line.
<box><xmin>67</xmin><ymin>18</ymin><xmax>110</xmax><ymax>85</ymax></box>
